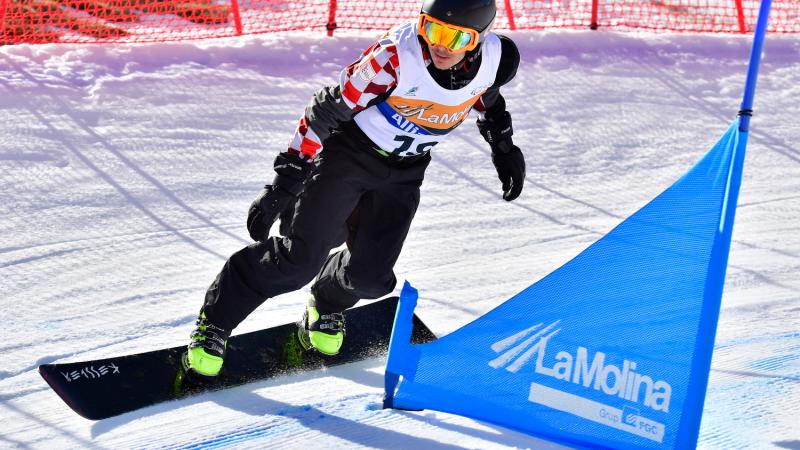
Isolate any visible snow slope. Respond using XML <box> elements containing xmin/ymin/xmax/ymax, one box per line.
<box><xmin>1</xmin><ymin>29</ymin><xmax>798</xmax><ymax>449</ymax></box>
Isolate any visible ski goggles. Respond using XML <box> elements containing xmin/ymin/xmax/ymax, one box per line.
<box><xmin>418</xmin><ymin>13</ymin><xmax>480</xmax><ymax>53</ymax></box>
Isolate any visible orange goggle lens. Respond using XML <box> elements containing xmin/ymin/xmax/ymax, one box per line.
<box><xmin>418</xmin><ymin>14</ymin><xmax>479</xmax><ymax>53</ymax></box>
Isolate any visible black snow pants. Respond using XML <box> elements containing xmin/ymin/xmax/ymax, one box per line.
<box><xmin>201</xmin><ymin>130</ymin><xmax>431</xmax><ymax>331</ymax></box>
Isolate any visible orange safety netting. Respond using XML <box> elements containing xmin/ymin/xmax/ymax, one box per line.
<box><xmin>1</xmin><ymin>0</ymin><xmax>798</xmax><ymax>45</ymax></box>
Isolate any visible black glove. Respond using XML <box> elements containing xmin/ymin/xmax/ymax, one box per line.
<box><xmin>491</xmin><ymin>145</ymin><xmax>525</xmax><ymax>201</ymax></box>
<box><xmin>246</xmin><ymin>152</ymin><xmax>311</xmax><ymax>242</ymax></box>
<box><xmin>478</xmin><ymin>111</ymin><xmax>525</xmax><ymax>201</ymax></box>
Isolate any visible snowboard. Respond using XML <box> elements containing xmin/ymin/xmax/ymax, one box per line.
<box><xmin>39</xmin><ymin>296</ymin><xmax>436</xmax><ymax>420</ymax></box>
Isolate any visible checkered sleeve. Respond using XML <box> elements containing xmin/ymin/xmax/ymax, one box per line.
<box><xmin>287</xmin><ymin>38</ymin><xmax>400</xmax><ymax>159</ymax></box>
<box><xmin>338</xmin><ymin>38</ymin><xmax>399</xmax><ymax>111</ymax></box>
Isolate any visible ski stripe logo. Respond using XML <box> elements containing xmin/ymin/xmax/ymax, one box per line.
<box><xmin>490</xmin><ymin>322</ymin><xmax>543</xmax><ymax>353</ymax></box>
<box><xmin>489</xmin><ymin>321</ymin><xmax>561</xmax><ymax>372</ymax></box>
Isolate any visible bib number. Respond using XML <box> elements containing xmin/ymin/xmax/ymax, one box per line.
<box><xmin>392</xmin><ymin>135</ymin><xmax>437</xmax><ymax>157</ymax></box>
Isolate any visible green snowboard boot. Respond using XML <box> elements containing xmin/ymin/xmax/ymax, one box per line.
<box><xmin>183</xmin><ymin>313</ymin><xmax>230</xmax><ymax>378</ymax></box>
<box><xmin>297</xmin><ymin>299</ymin><xmax>345</xmax><ymax>356</ymax></box>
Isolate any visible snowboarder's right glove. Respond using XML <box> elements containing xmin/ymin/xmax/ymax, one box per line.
<box><xmin>247</xmin><ymin>151</ymin><xmax>311</xmax><ymax>242</ymax></box>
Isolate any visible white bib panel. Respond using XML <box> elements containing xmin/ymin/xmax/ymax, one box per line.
<box><xmin>353</xmin><ymin>22</ymin><xmax>501</xmax><ymax>157</ymax></box>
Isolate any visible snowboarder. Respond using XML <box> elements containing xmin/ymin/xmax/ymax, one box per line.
<box><xmin>185</xmin><ymin>0</ymin><xmax>524</xmax><ymax>378</ymax></box>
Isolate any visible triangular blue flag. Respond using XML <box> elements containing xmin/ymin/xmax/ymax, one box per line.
<box><xmin>385</xmin><ymin>119</ymin><xmax>744</xmax><ymax>448</ymax></box>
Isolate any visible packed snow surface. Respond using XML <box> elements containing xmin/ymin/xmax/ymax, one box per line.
<box><xmin>1</xmin><ymin>29</ymin><xmax>798</xmax><ymax>449</ymax></box>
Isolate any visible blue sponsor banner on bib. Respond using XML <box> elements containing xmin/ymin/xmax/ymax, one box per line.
<box><xmin>385</xmin><ymin>119</ymin><xmax>747</xmax><ymax>449</ymax></box>
<box><xmin>376</xmin><ymin>101</ymin><xmax>431</xmax><ymax>136</ymax></box>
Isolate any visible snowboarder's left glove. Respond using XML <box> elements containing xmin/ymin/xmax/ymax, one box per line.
<box><xmin>491</xmin><ymin>145</ymin><xmax>525</xmax><ymax>201</ymax></box>
<box><xmin>478</xmin><ymin>112</ymin><xmax>525</xmax><ymax>202</ymax></box>
<box><xmin>247</xmin><ymin>152</ymin><xmax>311</xmax><ymax>242</ymax></box>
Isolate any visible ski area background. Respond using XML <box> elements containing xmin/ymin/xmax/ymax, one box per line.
<box><xmin>1</xmin><ymin>28</ymin><xmax>799</xmax><ymax>449</ymax></box>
